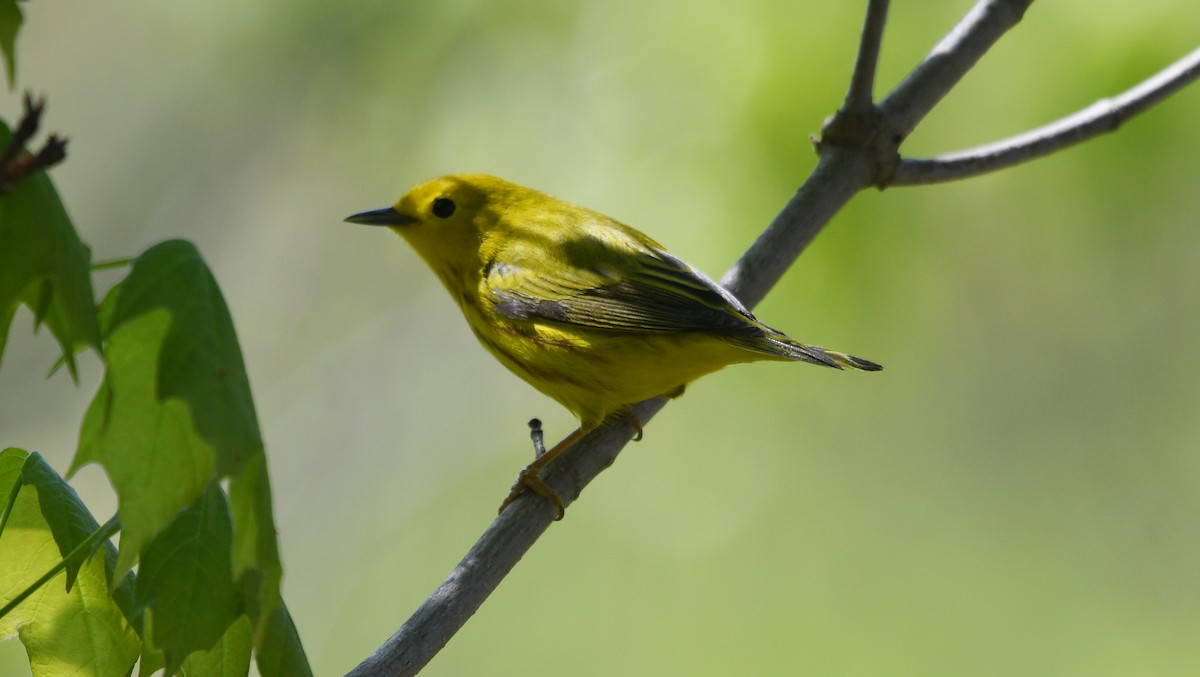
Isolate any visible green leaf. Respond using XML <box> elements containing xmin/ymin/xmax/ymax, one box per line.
<box><xmin>0</xmin><ymin>448</ymin><xmax>141</xmax><ymax>677</ymax></box>
<box><xmin>134</xmin><ymin>481</ymin><xmax>241</xmax><ymax>676</ymax></box>
<box><xmin>20</xmin><ymin>451</ymin><xmax>101</xmax><ymax>589</ymax></box>
<box><xmin>255</xmin><ymin>602</ymin><xmax>313</xmax><ymax>677</ymax></box>
<box><xmin>70</xmin><ymin>239</ymin><xmax>292</xmax><ymax>668</ymax></box>
<box><xmin>73</xmin><ymin>239</ymin><xmax>265</xmax><ymax>578</ymax></box>
<box><xmin>0</xmin><ymin>447</ymin><xmax>26</xmax><ymax>536</ymax></box>
<box><xmin>229</xmin><ymin>452</ymin><xmax>282</xmax><ymax>624</ymax></box>
<box><xmin>181</xmin><ymin>614</ymin><xmax>253</xmax><ymax>677</ymax></box>
<box><xmin>0</xmin><ymin>0</ymin><xmax>19</xmax><ymax>87</ymax></box>
<box><xmin>0</xmin><ymin>120</ymin><xmax>101</xmax><ymax>380</ymax></box>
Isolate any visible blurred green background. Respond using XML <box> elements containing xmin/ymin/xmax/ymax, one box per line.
<box><xmin>3</xmin><ymin>1</ymin><xmax>1199</xmax><ymax>675</ymax></box>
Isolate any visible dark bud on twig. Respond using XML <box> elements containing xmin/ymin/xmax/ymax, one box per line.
<box><xmin>528</xmin><ymin>418</ymin><xmax>546</xmax><ymax>459</ymax></box>
<box><xmin>0</xmin><ymin>93</ymin><xmax>68</xmax><ymax>196</ymax></box>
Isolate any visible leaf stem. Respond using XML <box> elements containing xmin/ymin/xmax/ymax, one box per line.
<box><xmin>0</xmin><ymin>515</ymin><xmax>119</xmax><ymax>621</ymax></box>
<box><xmin>92</xmin><ymin>257</ymin><xmax>134</xmax><ymax>271</ymax></box>
<box><xmin>0</xmin><ymin>471</ymin><xmax>23</xmax><ymax>541</ymax></box>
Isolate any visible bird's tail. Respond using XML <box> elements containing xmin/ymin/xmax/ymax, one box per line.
<box><xmin>756</xmin><ymin>334</ymin><xmax>883</xmax><ymax>372</ymax></box>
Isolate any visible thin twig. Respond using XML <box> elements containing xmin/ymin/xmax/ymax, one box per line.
<box><xmin>892</xmin><ymin>46</ymin><xmax>1200</xmax><ymax>185</ymax></box>
<box><xmin>880</xmin><ymin>0</ymin><xmax>1033</xmax><ymax>139</ymax></box>
<box><xmin>843</xmin><ymin>0</ymin><xmax>890</xmax><ymax>114</ymax></box>
<box><xmin>818</xmin><ymin>0</ymin><xmax>891</xmax><ymax>187</ymax></box>
<box><xmin>0</xmin><ymin>516</ymin><xmax>120</xmax><ymax>621</ymax></box>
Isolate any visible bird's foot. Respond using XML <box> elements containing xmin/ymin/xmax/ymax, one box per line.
<box><xmin>499</xmin><ymin>468</ymin><xmax>565</xmax><ymax>520</ymax></box>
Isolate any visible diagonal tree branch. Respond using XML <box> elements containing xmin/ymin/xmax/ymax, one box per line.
<box><xmin>345</xmin><ymin>402</ymin><xmax>658</xmax><ymax>677</ymax></box>
<box><xmin>892</xmin><ymin>46</ymin><xmax>1200</xmax><ymax>185</ymax></box>
<box><xmin>346</xmin><ymin>1</ymin><xmax>1198</xmax><ymax>675</ymax></box>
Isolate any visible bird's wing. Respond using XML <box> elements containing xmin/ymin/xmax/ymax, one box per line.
<box><xmin>484</xmin><ymin>229</ymin><xmax>765</xmax><ymax>337</ymax></box>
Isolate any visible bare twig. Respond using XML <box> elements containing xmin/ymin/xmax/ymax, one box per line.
<box><xmin>818</xmin><ymin>0</ymin><xmax>891</xmax><ymax>191</ymax></box>
<box><xmin>892</xmin><ymin>46</ymin><xmax>1200</xmax><ymax>185</ymax></box>
<box><xmin>843</xmin><ymin>0</ymin><xmax>890</xmax><ymax>114</ymax></box>
<box><xmin>880</xmin><ymin>0</ymin><xmax>1033</xmax><ymax>139</ymax></box>
<box><xmin>346</xmin><ymin>2</ymin><xmax>1198</xmax><ymax>675</ymax></box>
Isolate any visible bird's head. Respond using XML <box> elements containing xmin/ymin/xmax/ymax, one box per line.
<box><xmin>347</xmin><ymin>174</ymin><xmax>511</xmax><ymax>286</ymax></box>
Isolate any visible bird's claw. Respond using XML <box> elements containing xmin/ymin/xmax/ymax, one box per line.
<box><xmin>498</xmin><ymin>468</ymin><xmax>565</xmax><ymax>520</ymax></box>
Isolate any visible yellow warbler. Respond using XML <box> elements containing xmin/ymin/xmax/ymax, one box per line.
<box><xmin>347</xmin><ymin>174</ymin><xmax>880</xmax><ymax>516</ymax></box>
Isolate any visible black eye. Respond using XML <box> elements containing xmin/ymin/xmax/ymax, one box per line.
<box><xmin>432</xmin><ymin>197</ymin><xmax>456</xmax><ymax>219</ymax></box>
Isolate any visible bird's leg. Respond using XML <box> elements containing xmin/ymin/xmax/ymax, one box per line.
<box><xmin>500</xmin><ymin>408</ymin><xmax>648</xmax><ymax>519</ymax></box>
<box><xmin>499</xmin><ymin>425</ymin><xmax>587</xmax><ymax>520</ymax></box>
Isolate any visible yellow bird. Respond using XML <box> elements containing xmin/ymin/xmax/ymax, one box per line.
<box><xmin>347</xmin><ymin>174</ymin><xmax>880</xmax><ymax>516</ymax></box>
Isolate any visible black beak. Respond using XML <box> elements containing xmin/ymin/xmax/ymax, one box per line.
<box><xmin>344</xmin><ymin>207</ymin><xmax>417</xmax><ymax>226</ymax></box>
